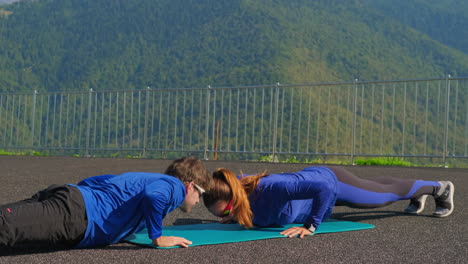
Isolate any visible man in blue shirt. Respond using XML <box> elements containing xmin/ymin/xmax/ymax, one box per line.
<box><xmin>0</xmin><ymin>156</ymin><xmax>211</xmax><ymax>249</ymax></box>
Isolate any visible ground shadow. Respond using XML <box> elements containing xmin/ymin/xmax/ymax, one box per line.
<box><xmin>0</xmin><ymin>243</ymin><xmax>146</xmax><ymax>256</ymax></box>
<box><xmin>331</xmin><ymin>210</ymin><xmax>434</xmax><ymax>222</ymax></box>
<box><xmin>0</xmin><ymin>245</ymin><xmax>67</xmax><ymax>257</ymax></box>
<box><xmin>172</xmin><ymin>218</ymin><xmax>218</xmax><ymax>225</ymax></box>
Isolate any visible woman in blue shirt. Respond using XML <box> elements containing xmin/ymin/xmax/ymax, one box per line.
<box><xmin>0</xmin><ymin>157</ymin><xmax>211</xmax><ymax>249</ymax></box>
<box><xmin>203</xmin><ymin>167</ymin><xmax>454</xmax><ymax>238</ymax></box>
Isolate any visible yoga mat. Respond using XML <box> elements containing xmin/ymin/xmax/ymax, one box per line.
<box><xmin>123</xmin><ymin>220</ymin><xmax>374</xmax><ymax>248</ymax></box>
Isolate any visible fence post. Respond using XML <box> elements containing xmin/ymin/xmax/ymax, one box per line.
<box><xmin>143</xmin><ymin>86</ymin><xmax>150</xmax><ymax>158</ymax></box>
<box><xmin>204</xmin><ymin>85</ymin><xmax>211</xmax><ymax>160</ymax></box>
<box><xmin>443</xmin><ymin>75</ymin><xmax>451</xmax><ymax>168</ymax></box>
<box><xmin>272</xmin><ymin>82</ymin><xmax>280</xmax><ymax>162</ymax></box>
<box><xmin>351</xmin><ymin>79</ymin><xmax>358</xmax><ymax>165</ymax></box>
<box><xmin>30</xmin><ymin>90</ymin><xmax>37</xmax><ymax>149</ymax></box>
<box><xmin>86</xmin><ymin>88</ymin><xmax>93</xmax><ymax>157</ymax></box>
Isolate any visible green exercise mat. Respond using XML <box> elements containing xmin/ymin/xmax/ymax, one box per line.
<box><xmin>123</xmin><ymin>220</ymin><xmax>374</xmax><ymax>248</ymax></box>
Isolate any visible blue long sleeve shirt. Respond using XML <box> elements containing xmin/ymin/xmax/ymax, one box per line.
<box><xmin>248</xmin><ymin>167</ymin><xmax>338</xmax><ymax>229</ymax></box>
<box><xmin>70</xmin><ymin>172</ymin><xmax>186</xmax><ymax>248</ymax></box>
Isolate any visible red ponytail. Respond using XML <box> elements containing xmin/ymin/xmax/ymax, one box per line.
<box><xmin>203</xmin><ymin>168</ymin><xmax>268</xmax><ymax>229</ymax></box>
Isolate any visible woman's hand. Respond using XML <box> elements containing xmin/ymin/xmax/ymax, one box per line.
<box><xmin>220</xmin><ymin>214</ymin><xmax>236</xmax><ymax>224</ymax></box>
<box><xmin>280</xmin><ymin>226</ymin><xmax>313</xmax><ymax>238</ymax></box>
<box><xmin>153</xmin><ymin>236</ymin><xmax>193</xmax><ymax>248</ymax></box>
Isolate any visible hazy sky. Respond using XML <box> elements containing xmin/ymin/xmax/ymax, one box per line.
<box><xmin>0</xmin><ymin>0</ymin><xmax>19</xmax><ymax>4</ymax></box>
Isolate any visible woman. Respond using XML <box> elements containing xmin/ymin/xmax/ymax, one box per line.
<box><xmin>203</xmin><ymin>167</ymin><xmax>454</xmax><ymax>238</ymax></box>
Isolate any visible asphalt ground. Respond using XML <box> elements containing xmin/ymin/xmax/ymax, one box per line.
<box><xmin>0</xmin><ymin>156</ymin><xmax>466</xmax><ymax>264</ymax></box>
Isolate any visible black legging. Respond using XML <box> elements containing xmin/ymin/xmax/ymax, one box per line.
<box><xmin>329</xmin><ymin>167</ymin><xmax>440</xmax><ymax>208</ymax></box>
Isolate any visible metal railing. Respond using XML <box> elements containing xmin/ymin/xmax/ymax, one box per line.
<box><xmin>0</xmin><ymin>77</ymin><xmax>467</xmax><ymax>165</ymax></box>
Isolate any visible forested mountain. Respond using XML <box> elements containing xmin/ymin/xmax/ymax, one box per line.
<box><xmin>364</xmin><ymin>0</ymin><xmax>468</xmax><ymax>54</ymax></box>
<box><xmin>0</xmin><ymin>0</ymin><xmax>467</xmax><ymax>92</ymax></box>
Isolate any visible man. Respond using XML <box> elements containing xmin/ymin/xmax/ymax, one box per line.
<box><xmin>0</xmin><ymin>156</ymin><xmax>211</xmax><ymax>249</ymax></box>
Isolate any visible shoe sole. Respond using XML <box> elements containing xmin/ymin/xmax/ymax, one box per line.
<box><xmin>415</xmin><ymin>195</ymin><xmax>428</xmax><ymax>214</ymax></box>
<box><xmin>433</xmin><ymin>181</ymin><xmax>454</xmax><ymax>218</ymax></box>
<box><xmin>404</xmin><ymin>195</ymin><xmax>428</xmax><ymax>214</ymax></box>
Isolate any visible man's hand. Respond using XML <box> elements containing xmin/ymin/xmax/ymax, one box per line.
<box><xmin>153</xmin><ymin>236</ymin><xmax>193</xmax><ymax>248</ymax></box>
<box><xmin>280</xmin><ymin>226</ymin><xmax>312</xmax><ymax>238</ymax></box>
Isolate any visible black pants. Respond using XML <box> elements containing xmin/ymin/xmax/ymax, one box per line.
<box><xmin>0</xmin><ymin>185</ymin><xmax>87</xmax><ymax>248</ymax></box>
<box><xmin>329</xmin><ymin>167</ymin><xmax>439</xmax><ymax>208</ymax></box>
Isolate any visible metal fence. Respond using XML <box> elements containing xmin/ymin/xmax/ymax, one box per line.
<box><xmin>0</xmin><ymin>77</ymin><xmax>467</xmax><ymax>165</ymax></box>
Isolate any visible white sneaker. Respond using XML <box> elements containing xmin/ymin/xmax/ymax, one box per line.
<box><xmin>404</xmin><ymin>195</ymin><xmax>428</xmax><ymax>214</ymax></box>
<box><xmin>433</xmin><ymin>181</ymin><xmax>454</xmax><ymax>218</ymax></box>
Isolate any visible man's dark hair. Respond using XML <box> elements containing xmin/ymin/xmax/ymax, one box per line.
<box><xmin>165</xmin><ymin>157</ymin><xmax>212</xmax><ymax>191</ymax></box>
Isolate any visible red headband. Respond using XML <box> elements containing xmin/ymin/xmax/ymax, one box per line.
<box><xmin>222</xmin><ymin>200</ymin><xmax>233</xmax><ymax>216</ymax></box>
